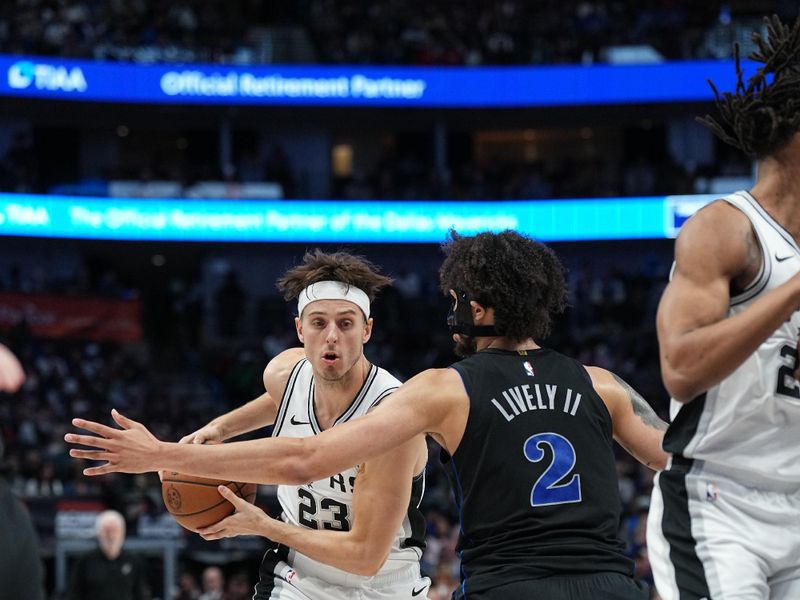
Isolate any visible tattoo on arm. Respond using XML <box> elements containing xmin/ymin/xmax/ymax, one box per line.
<box><xmin>611</xmin><ymin>374</ymin><xmax>668</xmax><ymax>431</ymax></box>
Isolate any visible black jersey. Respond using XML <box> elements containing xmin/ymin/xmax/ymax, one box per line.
<box><xmin>446</xmin><ymin>348</ymin><xmax>633</xmax><ymax>597</ymax></box>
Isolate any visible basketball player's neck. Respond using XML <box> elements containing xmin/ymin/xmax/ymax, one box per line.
<box><xmin>313</xmin><ymin>355</ymin><xmax>370</xmax><ymax>430</ymax></box>
<box><xmin>477</xmin><ymin>336</ymin><xmax>539</xmax><ymax>353</ymax></box>
<box><xmin>472</xmin><ymin>307</ymin><xmax>539</xmax><ymax>353</ymax></box>
<box><xmin>751</xmin><ymin>135</ymin><xmax>800</xmax><ymax>239</ymax></box>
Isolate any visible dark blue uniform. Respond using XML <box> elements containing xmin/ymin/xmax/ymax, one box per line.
<box><xmin>445</xmin><ymin>348</ymin><xmax>647</xmax><ymax>599</ymax></box>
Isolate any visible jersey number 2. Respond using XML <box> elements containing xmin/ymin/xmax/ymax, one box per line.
<box><xmin>297</xmin><ymin>489</ymin><xmax>351</xmax><ymax>531</ymax></box>
<box><xmin>776</xmin><ymin>344</ymin><xmax>800</xmax><ymax>399</ymax></box>
<box><xmin>524</xmin><ymin>432</ymin><xmax>582</xmax><ymax>507</ymax></box>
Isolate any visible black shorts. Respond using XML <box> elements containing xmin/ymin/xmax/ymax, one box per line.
<box><xmin>455</xmin><ymin>572</ymin><xmax>649</xmax><ymax>600</ymax></box>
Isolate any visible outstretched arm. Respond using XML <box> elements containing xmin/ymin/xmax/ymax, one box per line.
<box><xmin>198</xmin><ymin>435</ymin><xmax>427</xmax><ymax>576</ymax></box>
<box><xmin>587</xmin><ymin>366</ymin><xmax>669</xmax><ymax>471</ymax></box>
<box><xmin>67</xmin><ymin>368</ymin><xmax>462</xmax><ymax>484</ymax></box>
<box><xmin>658</xmin><ymin>201</ymin><xmax>800</xmax><ymax>402</ymax></box>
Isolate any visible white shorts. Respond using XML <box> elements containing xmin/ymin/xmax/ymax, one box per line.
<box><xmin>647</xmin><ymin>458</ymin><xmax>800</xmax><ymax>600</ymax></box>
<box><xmin>255</xmin><ymin>546</ymin><xmax>431</xmax><ymax>600</ymax></box>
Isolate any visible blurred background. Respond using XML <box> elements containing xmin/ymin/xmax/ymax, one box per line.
<box><xmin>0</xmin><ymin>1</ymin><xmax>789</xmax><ymax>598</ymax></box>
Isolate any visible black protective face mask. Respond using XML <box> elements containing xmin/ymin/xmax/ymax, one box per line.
<box><xmin>447</xmin><ymin>290</ymin><xmax>498</xmax><ymax>337</ymax></box>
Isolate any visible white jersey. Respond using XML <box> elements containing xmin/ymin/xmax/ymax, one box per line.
<box><xmin>665</xmin><ymin>190</ymin><xmax>800</xmax><ymax>490</ymax></box>
<box><xmin>270</xmin><ymin>358</ymin><xmax>426</xmax><ymax>585</ymax></box>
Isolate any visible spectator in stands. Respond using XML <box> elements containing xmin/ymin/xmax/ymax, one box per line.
<box><xmin>68</xmin><ymin>509</ymin><xmax>149</xmax><ymax>600</ymax></box>
<box><xmin>174</xmin><ymin>571</ymin><xmax>202</xmax><ymax>600</ymax></box>
<box><xmin>214</xmin><ymin>270</ymin><xmax>246</xmax><ymax>339</ymax></box>
<box><xmin>198</xmin><ymin>566</ymin><xmax>225</xmax><ymax>600</ymax></box>
<box><xmin>225</xmin><ymin>571</ymin><xmax>254</xmax><ymax>600</ymax></box>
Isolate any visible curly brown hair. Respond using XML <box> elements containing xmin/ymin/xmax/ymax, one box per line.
<box><xmin>439</xmin><ymin>230</ymin><xmax>567</xmax><ymax>341</ymax></box>
<box><xmin>699</xmin><ymin>15</ymin><xmax>800</xmax><ymax>159</ymax></box>
<box><xmin>277</xmin><ymin>250</ymin><xmax>393</xmax><ymax>305</ymax></box>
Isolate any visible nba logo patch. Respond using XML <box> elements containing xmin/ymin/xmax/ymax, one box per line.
<box><xmin>523</xmin><ymin>361</ymin><xmax>535</xmax><ymax>377</ymax></box>
<box><xmin>280</xmin><ymin>566</ymin><xmax>298</xmax><ymax>583</ymax></box>
<box><xmin>705</xmin><ymin>483</ymin><xmax>718</xmax><ymax>502</ymax></box>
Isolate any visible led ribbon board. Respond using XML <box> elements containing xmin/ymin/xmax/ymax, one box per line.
<box><xmin>0</xmin><ymin>193</ymin><xmax>719</xmax><ymax>242</ymax></box>
<box><xmin>0</xmin><ymin>56</ymin><xmax>745</xmax><ymax>107</ymax></box>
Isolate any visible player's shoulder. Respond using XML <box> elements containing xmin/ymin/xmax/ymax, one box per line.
<box><xmin>581</xmin><ymin>365</ymin><xmax>628</xmax><ymax>416</ymax></box>
<box><xmin>674</xmin><ymin>198</ymin><xmax>755</xmax><ymax>276</ymax></box>
<box><xmin>415</xmin><ymin>366</ymin><xmax>468</xmax><ymax>394</ymax></box>
<box><xmin>263</xmin><ymin>348</ymin><xmax>306</xmax><ymax>389</ymax></box>
<box><xmin>583</xmin><ymin>365</ymin><xmax>616</xmax><ymax>396</ymax></box>
<box><xmin>678</xmin><ymin>198</ymin><xmax>751</xmax><ymax>243</ymax></box>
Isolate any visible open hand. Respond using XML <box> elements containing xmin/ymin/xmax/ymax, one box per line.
<box><xmin>197</xmin><ymin>485</ymin><xmax>271</xmax><ymax>541</ymax></box>
<box><xmin>66</xmin><ymin>409</ymin><xmax>164</xmax><ymax>475</ymax></box>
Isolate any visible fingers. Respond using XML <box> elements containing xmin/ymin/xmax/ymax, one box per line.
<box><xmin>69</xmin><ymin>448</ymin><xmax>111</xmax><ymax>460</ymax></box>
<box><xmin>198</xmin><ymin>529</ymin><xmax>227</xmax><ymax>541</ymax></box>
<box><xmin>218</xmin><ymin>485</ymin><xmax>246</xmax><ymax>507</ymax></box>
<box><xmin>110</xmin><ymin>409</ymin><xmax>138</xmax><ymax>429</ymax></box>
<box><xmin>70</xmin><ymin>418</ymin><xmax>122</xmax><ymax>438</ymax></box>
<box><xmin>64</xmin><ymin>434</ymin><xmax>113</xmax><ymax>450</ymax></box>
<box><xmin>82</xmin><ymin>464</ymin><xmax>118</xmax><ymax>476</ymax></box>
<box><xmin>197</xmin><ymin>519</ymin><xmax>228</xmax><ymax>539</ymax></box>
<box><xmin>179</xmin><ymin>430</ymin><xmax>210</xmax><ymax>445</ymax></box>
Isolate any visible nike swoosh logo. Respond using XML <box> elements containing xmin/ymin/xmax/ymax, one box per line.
<box><xmin>775</xmin><ymin>253</ymin><xmax>795</xmax><ymax>262</ymax></box>
<box><xmin>412</xmin><ymin>586</ymin><xmax>427</xmax><ymax>596</ymax></box>
<box><xmin>290</xmin><ymin>415</ymin><xmax>309</xmax><ymax>426</ymax></box>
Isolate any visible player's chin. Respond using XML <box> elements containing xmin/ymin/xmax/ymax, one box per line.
<box><xmin>317</xmin><ymin>365</ymin><xmax>346</xmax><ymax>380</ymax></box>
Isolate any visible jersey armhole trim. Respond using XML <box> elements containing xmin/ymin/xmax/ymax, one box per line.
<box><xmin>724</xmin><ymin>193</ymin><xmax>771</xmax><ymax>306</ymax></box>
<box><xmin>272</xmin><ymin>359</ymin><xmax>306</xmax><ymax>437</ymax></box>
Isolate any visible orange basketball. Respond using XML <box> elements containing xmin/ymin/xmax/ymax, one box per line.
<box><xmin>161</xmin><ymin>472</ymin><xmax>257</xmax><ymax>532</ymax></box>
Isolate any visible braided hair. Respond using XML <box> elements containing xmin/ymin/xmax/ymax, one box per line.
<box><xmin>698</xmin><ymin>15</ymin><xmax>800</xmax><ymax>159</ymax></box>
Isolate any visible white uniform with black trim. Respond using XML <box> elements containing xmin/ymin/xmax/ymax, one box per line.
<box><xmin>255</xmin><ymin>359</ymin><xmax>430</xmax><ymax>600</ymax></box>
<box><xmin>648</xmin><ymin>190</ymin><xmax>800</xmax><ymax>600</ymax></box>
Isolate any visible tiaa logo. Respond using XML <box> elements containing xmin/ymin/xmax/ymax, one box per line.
<box><xmin>8</xmin><ymin>61</ymin><xmax>87</xmax><ymax>92</ymax></box>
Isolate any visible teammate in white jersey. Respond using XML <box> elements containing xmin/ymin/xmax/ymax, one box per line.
<box><xmin>176</xmin><ymin>251</ymin><xmax>430</xmax><ymax>599</ymax></box>
<box><xmin>649</xmin><ymin>16</ymin><xmax>800</xmax><ymax>600</ymax></box>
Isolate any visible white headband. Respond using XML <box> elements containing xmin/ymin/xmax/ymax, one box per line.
<box><xmin>297</xmin><ymin>281</ymin><xmax>371</xmax><ymax>319</ymax></box>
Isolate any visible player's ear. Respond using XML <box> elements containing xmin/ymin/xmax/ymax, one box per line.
<box><xmin>470</xmin><ymin>300</ymin><xmax>487</xmax><ymax>323</ymax></box>
<box><xmin>294</xmin><ymin>316</ymin><xmax>304</xmax><ymax>343</ymax></box>
<box><xmin>362</xmin><ymin>317</ymin><xmax>373</xmax><ymax>343</ymax></box>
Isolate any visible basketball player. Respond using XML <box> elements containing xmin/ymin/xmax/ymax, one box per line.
<box><xmin>179</xmin><ymin>251</ymin><xmax>430</xmax><ymax>599</ymax></box>
<box><xmin>68</xmin><ymin>230</ymin><xmax>669</xmax><ymax>599</ymax></box>
<box><xmin>646</xmin><ymin>16</ymin><xmax>800</xmax><ymax>600</ymax></box>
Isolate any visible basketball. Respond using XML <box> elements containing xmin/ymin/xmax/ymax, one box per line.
<box><xmin>161</xmin><ymin>472</ymin><xmax>257</xmax><ymax>532</ymax></box>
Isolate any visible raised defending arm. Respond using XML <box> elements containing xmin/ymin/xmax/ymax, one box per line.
<box><xmin>66</xmin><ymin>368</ymin><xmax>463</xmax><ymax>484</ymax></box>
